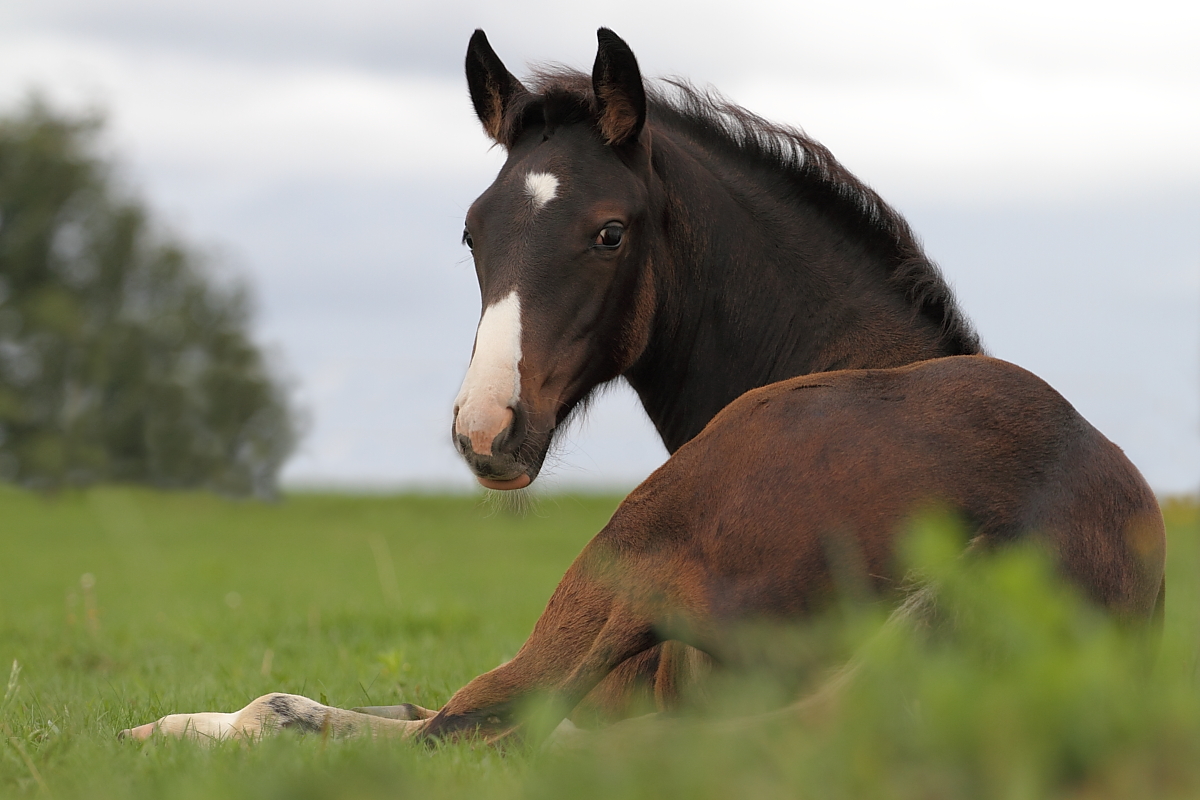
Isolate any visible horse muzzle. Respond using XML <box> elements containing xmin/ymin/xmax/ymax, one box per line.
<box><xmin>452</xmin><ymin>404</ymin><xmax>541</xmax><ymax>490</ymax></box>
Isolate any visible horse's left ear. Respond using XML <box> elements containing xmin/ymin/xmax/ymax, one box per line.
<box><xmin>592</xmin><ymin>28</ymin><xmax>646</xmax><ymax>147</ymax></box>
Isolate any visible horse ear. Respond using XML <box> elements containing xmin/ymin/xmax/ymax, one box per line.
<box><xmin>465</xmin><ymin>29</ymin><xmax>528</xmax><ymax>145</ymax></box>
<box><xmin>592</xmin><ymin>28</ymin><xmax>646</xmax><ymax>147</ymax></box>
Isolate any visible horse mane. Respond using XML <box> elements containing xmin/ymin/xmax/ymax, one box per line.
<box><xmin>515</xmin><ymin>68</ymin><xmax>982</xmax><ymax>357</ymax></box>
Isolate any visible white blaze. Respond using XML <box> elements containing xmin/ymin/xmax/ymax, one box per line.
<box><xmin>524</xmin><ymin>171</ymin><xmax>559</xmax><ymax>210</ymax></box>
<box><xmin>454</xmin><ymin>291</ymin><xmax>523</xmax><ymax>456</ymax></box>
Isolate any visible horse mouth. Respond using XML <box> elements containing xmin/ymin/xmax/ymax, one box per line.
<box><xmin>477</xmin><ymin>474</ymin><xmax>532</xmax><ymax>491</ymax></box>
<box><xmin>457</xmin><ymin>446</ymin><xmax>538</xmax><ymax>491</ymax></box>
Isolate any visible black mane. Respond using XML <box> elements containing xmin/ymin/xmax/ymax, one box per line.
<box><xmin>514</xmin><ymin>69</ymin><xmax>981</xmax><ymax>357</ymax></box>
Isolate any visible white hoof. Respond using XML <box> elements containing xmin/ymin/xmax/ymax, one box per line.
<box><xmin>119</xmin><ymin>711</ymin><xmax>241</xmax><ymax>742</ymax></box>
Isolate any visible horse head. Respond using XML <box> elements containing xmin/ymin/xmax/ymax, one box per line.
<box><xmin>454</xmin><ymin>29</ymin><xmax>658</xmax><ymax>489</ymax></box>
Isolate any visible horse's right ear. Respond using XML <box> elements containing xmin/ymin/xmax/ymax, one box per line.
<box><xmin>465</xmin><ymin>30</ymin><xmax>528</xmax><ymax>146</ymax></box>
<box><xmin>592</xmin><ymin>28</ymin><xmax>646</xmax><ymax>147</ymax></box>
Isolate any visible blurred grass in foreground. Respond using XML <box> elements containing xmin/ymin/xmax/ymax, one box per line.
<box><xmin>0</xmin><ymin>487</ymin><xmax>1197</xmax><ymax>799</ymax></box>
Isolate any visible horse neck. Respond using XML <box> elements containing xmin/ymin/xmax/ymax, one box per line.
<box><xmin>624</xmin><ymin>134</ymin><xmax>971</xmax><ymax>453</ymax></box>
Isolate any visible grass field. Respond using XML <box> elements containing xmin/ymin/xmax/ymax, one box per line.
<box><xmin>1</xmin><ymin>486</ymin><xmax>1198</xmax><ymax>799</ymax></box>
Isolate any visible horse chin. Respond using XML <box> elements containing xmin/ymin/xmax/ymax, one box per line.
<box><xmin>461</xmin><ymin>450</ymin><xmax>542</xmax><ymax>491</ymax></box>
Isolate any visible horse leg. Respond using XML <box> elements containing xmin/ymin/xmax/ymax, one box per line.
<box><xmin>122</xmin><ymin>539</ymin><xmax>662</xmax><ymax>745</ymax></box>
<box><xmin>421</xmin><ymin>556</ymin><xmax>660</xmax><ymax>743</ymax></box>
<box><xmin>653</xmin><ymin>640</ymin><xmax>715</xmax><ymax>708</ymax></box>
<box><xmin>352</xmin><ymin>703</ymin><xmax>438</xmax><ymax>720</ymax></box>
<box><xmin>553</xmin><ymin>583</ymin><xmax>943</xmax><ymax>747</ymax></box>
<box><xmin>571</xmin><ymin>646</ymin><xmax>661</xmax><ymax>727</ymax></box>
<box><xmin>119</xmin><ymin>693</ymin><xmax>428</xmax><ymax>741</ymax></box>
<box><xmin>574</xmin><ymin>640</ymin><xmax>714</xmax><ymax>726</ymax></box>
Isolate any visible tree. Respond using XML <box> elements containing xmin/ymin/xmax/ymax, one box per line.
<box><xmin>0</xmin><ymin>99</ymin><xmax>296</xmax><ymax>497</ymax></box>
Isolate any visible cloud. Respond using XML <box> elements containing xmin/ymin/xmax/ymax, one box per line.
<box><xmin>0</xmin><ymin>33</ymin><xmax>505</xmax><ymax>186</ymax></box>
<box><xmin>2</xmin><ymin>2</ymin><xmax>1196</xmax><ymax>493</ymax></box>
<box><xmin>732</xmin><ymin>70</ymin><xmax>1198</xmax><ymax>203</ymax></box>
<box><xmin>4</xmin><ymin>1</ymin><xmax>1197</xmax><ymax>202</ymax></box>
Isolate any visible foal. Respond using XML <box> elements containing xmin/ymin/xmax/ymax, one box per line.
<box><xmin>122</xmin><ymin>358</ymin><xmax>1164</xmax><ymax>743</ymax></box>
<box><xmin>120</xmin><ymin>30</ymin><xmax>1164</xmax><ymax>744</ymax></box>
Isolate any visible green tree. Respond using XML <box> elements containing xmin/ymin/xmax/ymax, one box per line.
<box><xmin>0</xmin><ymin>99</ymin><xmax>296</xmax><ymax>497</ymax></box>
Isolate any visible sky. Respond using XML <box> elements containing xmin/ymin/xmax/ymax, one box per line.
<box><xmin>1</xmin><ymin>1</ymin><xmax>1197</xmax><ymax>494</ymax></box>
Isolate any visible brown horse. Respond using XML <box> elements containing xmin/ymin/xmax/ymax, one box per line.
<box><xmin>120</xmin><ymin>29</ymin><xmax>1164</xmax><ymax>745</ymax></box>
<box><xmin>121</xmin><ymin>356</ymin><xmax>1164</xmax><ymax>744</ymax></box>
<box><xmin>424</xmin><ymin>355</ymin><xmax>1165</xmax><ymax>741</ymax></box>
<box><xmin>453</xmin><ymin>25</ymin><xmax>968</xmax><ymax>723</ymax></box>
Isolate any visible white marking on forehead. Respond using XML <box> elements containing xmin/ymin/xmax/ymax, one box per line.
<box><xmin>524</xmin><ymin>171</ymin><xmax>559</xmax><ymax>210</ymax></box>
<box><xmin>454</xmin><ymin>291</ymin><xmax>523</xmax><ymax>453</ymax></box>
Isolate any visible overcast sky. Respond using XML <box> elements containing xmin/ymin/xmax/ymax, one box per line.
<box><xmin>2</xmin><ymin>1</ymin><xmax>1197</xmax><ymax>494</ymax></box>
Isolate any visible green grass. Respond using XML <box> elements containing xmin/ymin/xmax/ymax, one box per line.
<box><xmin>1</xmin><ymin>486</ymin><xmax>1198</xmax><ymax>799</ymax></box>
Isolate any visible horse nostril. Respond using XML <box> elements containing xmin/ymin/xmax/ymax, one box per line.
<box><xmin>494</xmin><ymin>407</ymin><xmax>518</xmax><ymax>447</ymax></box>
<box><xmin>456</xmin><ymin>433</ymin><xmax>473</xmax><ymax>455</ymax></box>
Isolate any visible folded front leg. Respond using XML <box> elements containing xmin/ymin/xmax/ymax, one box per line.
<box><xmin>353</xmin><ymin>703</ymin><xmax>438</xmax><ymax>720</ymax></box>
<box><xmin>119</xmin><ymin>693</ymin><xmax>428</xmax><ymax>741</ymax></box>
<box><xmin>422</xmin><ymin>557</ymin><xmax>660</xmax><ymax>743</ymax></box>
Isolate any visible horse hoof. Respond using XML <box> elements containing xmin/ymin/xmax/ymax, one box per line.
<box><xmin>118</xmin><ymin>722</ymin><xmax>157</xmax><ymax>741</ymax></box>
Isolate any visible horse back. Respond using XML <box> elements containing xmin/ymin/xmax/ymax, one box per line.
<box><xmin>602</xmin><ymin>355</ymin><xmax>1164</xmax><ymax>626</ymax></box>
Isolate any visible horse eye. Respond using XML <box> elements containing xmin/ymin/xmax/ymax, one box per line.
<box><xmin>462</xmin><ymin>229</ymin><xmax>474</xmax><ymax>250</ymax></box>
<box><xmin>595</xmin><ymin>224</ymin><xmax>624</xmax><ymax>249</ymax></box>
